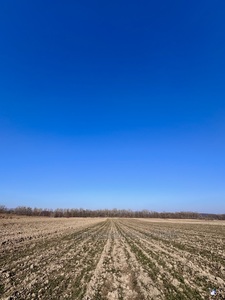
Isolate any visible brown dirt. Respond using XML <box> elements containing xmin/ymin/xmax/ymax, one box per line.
<box><xmin>0</xmin><ymin>217</ymin><xmax>224</xmax><ymax>299</ymax></box>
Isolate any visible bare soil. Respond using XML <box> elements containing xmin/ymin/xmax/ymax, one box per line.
<box><xmin>1</xmin><ymin>217</ymin><xmax>225</xmax><ymax>299</ymax></box>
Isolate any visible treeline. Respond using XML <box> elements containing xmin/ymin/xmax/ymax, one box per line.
<box><xmin>0</xmin><ymin>205</ymin><xmax>225</xmax><ymax>219</ymax></box>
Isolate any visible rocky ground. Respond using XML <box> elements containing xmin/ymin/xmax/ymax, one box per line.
<box><xmin>0</xmin><ymin>216</ymin><xmax>225</xmax><ymax>299</ymax></box>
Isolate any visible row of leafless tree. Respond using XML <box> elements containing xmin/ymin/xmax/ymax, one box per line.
<box><xmin>0</xmin><ymin>205</ymin><xmax>224</xmax><ymax>219</ymax></box>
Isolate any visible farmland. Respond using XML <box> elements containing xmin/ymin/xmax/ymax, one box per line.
<box><xmin>0</xmin><ymin>217</ymin><xmax>225</xmax><ymax>299</ymax></box>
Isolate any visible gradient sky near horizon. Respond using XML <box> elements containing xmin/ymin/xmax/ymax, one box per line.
<box><xmin>0</xmin><ymin>0</ymin><xmax>225</xmax><ymax>213</ymax></box>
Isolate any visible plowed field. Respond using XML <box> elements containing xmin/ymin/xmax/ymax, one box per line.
<box><xmin>1</xmin><ymin>217</ymin><xmax>225</xmax><ymax>299</ymax></box>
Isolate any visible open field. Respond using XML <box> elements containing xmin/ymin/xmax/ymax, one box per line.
<box><xmin>0</xmin><ymin>217</ymin><xmax>225</xmax><ymax>299</ymax></box>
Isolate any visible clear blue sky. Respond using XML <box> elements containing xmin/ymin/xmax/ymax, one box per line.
<box><xmin>0</xmin><ymin>0</ymin><xmax>225</xmax><ymax>213</ymax></box>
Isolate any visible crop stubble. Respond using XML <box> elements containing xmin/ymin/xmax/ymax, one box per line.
<box><xmin>0</xmin><ymin>217</ymin><xmax>225</xmax><ymax>299</ymax></box>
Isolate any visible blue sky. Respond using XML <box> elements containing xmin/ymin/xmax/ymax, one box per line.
<box><xmin>0</xmin><ymin>0</ymin><xmax>225</xmax><ymax>213</ymax></box>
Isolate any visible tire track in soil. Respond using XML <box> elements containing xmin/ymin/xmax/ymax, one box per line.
<box><xmin>84</xmin><ymin>220</ymin><xmax>140</xmax><ymax>300</ymax></box>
